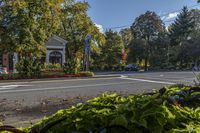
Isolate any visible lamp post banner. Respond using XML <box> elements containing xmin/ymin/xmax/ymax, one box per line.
<box><xmin>84</xmin><ymin>34</ymin><xmax>91</xmax><ymax>55</ymax></box>
<box><xmin>83</xmin><ymin>34</ymin><xmax>91</xmax><ymax>71</ymax></box>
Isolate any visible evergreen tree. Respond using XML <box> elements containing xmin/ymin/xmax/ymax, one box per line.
<box><xmin>169</xmin><ymin>6</ymin><xmax>194</xmax><ymax>68</ymax></box>
<box><xmin>169</xmin><ymin>6</ymin><xmax>194</xmax><ymax>45</ymax></box>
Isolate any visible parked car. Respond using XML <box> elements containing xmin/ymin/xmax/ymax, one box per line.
<box><xmin>0</xmin><ymin>67</ymin><xmax>8</xmax><ymax>75</ymax></box>
<box><xmin>125</xmin><ymin>64</ymin><xmax>139</xmax><ymax>71</ymax></box>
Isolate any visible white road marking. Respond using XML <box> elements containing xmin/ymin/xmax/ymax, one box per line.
<box><xmin>119</xmin><ymin>76</ymin><xmax>175</xmax><ymax>85</ymax></box>
<box><xmin>120</xmin><ymin>75</ymin><xmax>128</xmax><ymax>78</ymax></box>
<box><xmin>0</xmin><ymin>81</ymin><xmax>139</xmax><ymax>93</ymax></box>
<box><xmin>0</xmin><ymin>85</ymin><xmax>32</xmax><ymax>90</ymax></box>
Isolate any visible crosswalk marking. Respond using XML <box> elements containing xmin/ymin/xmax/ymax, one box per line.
<box><xmin>120</xmin><ymin>75</ymin><xmax>175</xmax><ymax>85</ymax></box>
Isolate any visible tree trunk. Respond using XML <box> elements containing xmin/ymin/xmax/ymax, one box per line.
<box><xmin>144</xmin><ymin>37</ymin><xmax>150</xmax><ymax>71</ymax></box>
<box><xmin>180</xmin><ymin>59</ymin><xmax>183</xmax><ymax>69</ymax></box>
<box><xmin>144</xmin><ymin>57</ymin><xmax>148</xmax><ymax>71</ymax></box>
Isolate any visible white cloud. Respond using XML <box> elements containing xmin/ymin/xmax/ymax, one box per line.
<box><xmin>95</xmin><ymin>23</ymin><xmax>104</xmax><ymax>33</ymax></box>
<box><xmin>167</xmin><ymin>12</ymin><xmax>179</xmax><ymax>19</ymax></box>
<box><xmin>162</xmin><ymin>12</ymin><xmax>179</xmax><ymax>20</ymax></box>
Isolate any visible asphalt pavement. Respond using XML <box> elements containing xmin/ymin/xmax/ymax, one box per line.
<box><xmin>0</xmin><ymin>71</ymin><xmax>198</xmax><ymax>126</ymax></box>
<box><xmin>0</xmin><ymin>71</ymin><xmax>197</xmax><ymax>106</ymax></box>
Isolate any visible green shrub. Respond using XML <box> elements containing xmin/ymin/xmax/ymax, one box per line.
<box><xmin>10</xmin><ymin>73</ymin><xmax>20</xmax><ymax>79</ymax></box>
<box><xmin>2</xmin><ymin>74</ymin><xmax>9</xmax><ymax>80</ymax></box>
<box><xmin>15</xmin><ymin>57</ymin><xmax>42</xmax><ymax>78</ymax></box>
<box><xmin>79</xmin><ymin>71</ymin><xmax>94</xmax><ymax>77</ymax></box>
<box><xmin>42</xmin><ymin>63</ymin><xmax>62</xmax><ymax>71</ymax></box>
<box><xmin>41</xmin><ymin>71</ymin><xmax>65</xmax><ymax>78</ymax></box>
<box><xmin>64</xmin><ymin>59</ymin><xmax>80</xmax><ymax>74</ymax></box>
<box><xmin>1</xmin><ymin>73</ymin><xmax>22</xmax><ymax>80</ymax></box>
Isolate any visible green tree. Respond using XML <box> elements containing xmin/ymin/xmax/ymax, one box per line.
<box><xmin>190</xmin><ymin>9</ymin><xmax>200</xmax><ymax>31</ymax></box>
<box><xmin>100</xmin><ymin>30</ymin><xmax>124</xmax><ymax>70</ymax></box>
<box><xmin>0</xmin><ymin>0</ymin><xmax>62</xmax><ymax>53</ymax></box>
<box><xmin>131</xmin><ymin>11</ymin><xmax>164</xmax><ymax>71</ymax></box>
<box><xmin>119</xmin><ymin>28</ymin><xmax>133</xmax><ymax>48</ymax></box>
<box><xmin>149</xmin><ymin>32</ymin><xmax>169</xmax><ymax>69</ymax></box>
<box><xmin>169</xmin><ymin>6</ymin><xmax>194</xmax><ymax>68</ymax></box>
<box><xmin>0</xmin><ymin>0</ymin><xmax>63</xmax><ymax>77</ymax></box>
<box><xmin>128</xmin><ymin>39</ymin><xmax>146</xmax><ymax>65</ymax></box>
<box><xmin>182</xmin><ymin>9</ymin><xmax>200</xmax><ymax>67</ymax></box>
<box><xmin>57</xmin><ymin>1</ymin><xmax>105</xmax><ymax>72</ymax></box>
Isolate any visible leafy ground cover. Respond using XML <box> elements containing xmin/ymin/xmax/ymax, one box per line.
<box><xmin>1</xmin><ymin>84</ymin><xmax>200</xmax><ymax>133</ymax></box>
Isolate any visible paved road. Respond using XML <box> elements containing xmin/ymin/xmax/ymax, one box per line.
<box><xmin>0</xmin><ymin>71</ymin><xmax>197</xmax><ymax>107</ymax></box>
<box><xmin>0</xmin><ymin>71</ymin><xmax>198</xmax><ymax>126</ymax></box>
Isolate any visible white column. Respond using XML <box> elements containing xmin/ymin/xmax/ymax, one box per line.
<box><xmin>46</xmin><ymin>50</ymin><xmax>51</xmax><ymax>64</ymax></box>
<box><xmin>62</xmin><ymin>46</ymin><xmax>66</xmax><ymax>66</ymax></box>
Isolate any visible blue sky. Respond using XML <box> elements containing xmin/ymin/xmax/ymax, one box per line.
<box><xmin>80</xmin><ymin>0</ymin><xmax>199</xmax><ymax>32</ymax></box>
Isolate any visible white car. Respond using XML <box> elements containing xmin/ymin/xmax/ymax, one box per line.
<box><xmin>0</xmin><ymin>67</ymin><xmax>8</xmax><ymax>75</ymax></box>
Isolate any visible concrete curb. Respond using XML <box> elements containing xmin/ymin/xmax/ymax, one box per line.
<box><xmin>0</xmin><ymin>75</ymin><xmax>120</xmax><ymax>84</ymax></box>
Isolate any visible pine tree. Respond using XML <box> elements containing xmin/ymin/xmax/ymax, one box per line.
<box><xmin>169</xmin><ymin>6</ymin><xmax>194</xmax><ymax>45</ymax></box>
<box><xmin>169</xmin><ymin>6</ymin><xmax>194</xmax><ymax>68</ymax></box>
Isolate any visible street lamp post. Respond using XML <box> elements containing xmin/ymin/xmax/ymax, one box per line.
<box><xmin>83</xmin><ymin>34</ymin><xmax>91</xmax><ymax>71</ymax></box>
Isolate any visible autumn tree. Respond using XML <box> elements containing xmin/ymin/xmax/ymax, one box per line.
<box><xmin>57</xmin><ymin>1</ymin><xmax>105</xmax><ymax>72</ymax></box>
<box><xmin>0</xmin><ymin>0</ymin><xmax>63</xmax><ymax>77</ymax></box>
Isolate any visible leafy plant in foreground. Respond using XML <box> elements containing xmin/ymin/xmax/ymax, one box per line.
<box><xmin>1</xmin><ymin>85</ymin><xmax>200</xmax><ymax>133</ymax></box>
<box><xmin>24</xmin><ymin>85</ymin><xmax>200</xmax><ymax>133</ymax></box>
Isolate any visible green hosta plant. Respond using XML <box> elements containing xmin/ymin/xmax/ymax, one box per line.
<box><xmin>27</xmin><ymin>86</ymin><xmax>200</xmax><ymax>133</ymax></box>
<box><xmin>2</xmin><ymin>85</ymin><xmax>200</xmax><ymax>133</ymax></box>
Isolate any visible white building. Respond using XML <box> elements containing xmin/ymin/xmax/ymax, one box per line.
<box><xmin>45</xmin><ymin>35</ymin><xmax>67</xmax><ymax>65</ymax></box>
<box><xmin>0</xmin><ymin>35</ymin><xmax>67</xmax><ymax>72</ymax></box>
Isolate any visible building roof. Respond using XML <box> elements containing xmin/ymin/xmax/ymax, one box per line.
<box><xmin>46</xmin><ymin>35</ymin><xmax>67</xmax><ymax>47</ymax></box>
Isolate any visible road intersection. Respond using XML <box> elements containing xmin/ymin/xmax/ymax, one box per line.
<box><xmin>0</xmin><ymin>71</ymin><xmax>196</xmax><ymax>105</ymax></box>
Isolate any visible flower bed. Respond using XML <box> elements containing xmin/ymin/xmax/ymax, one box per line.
<box><xmin>0</xmin><ymin>71</ymin><xmax>93</xmax><ymax>80</ymax></box>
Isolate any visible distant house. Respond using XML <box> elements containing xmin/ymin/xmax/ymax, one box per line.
<box><xmin>0</xmin><ymin>35</ymin><xmax>67</xmax><ymax>72</ymax></box>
